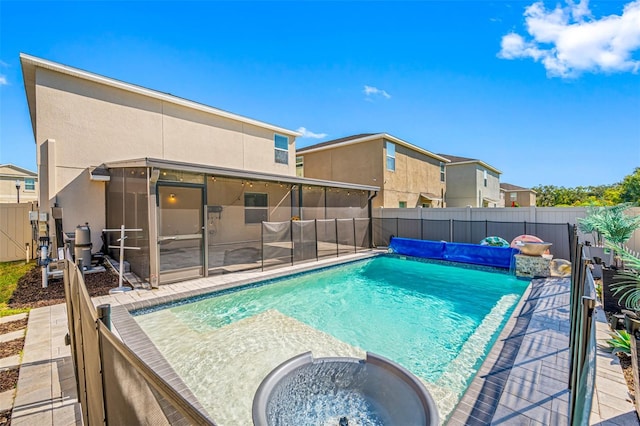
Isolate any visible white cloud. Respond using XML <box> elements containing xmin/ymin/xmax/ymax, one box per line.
<box><xmin>296</xmin><ymin>127</ymin><xmax>327</xmax><ymax>139</ymax></box>
<box><xmin>0</xmin><ymin>76</ymin><xmax>7</xmax><ymax>86</ymax></box>
<box><xmin>498</xmin><ymin>0</ymin><xmax>640</xmax><ymax>77</ymax></box>
<box><xmin>363</xmin><ymin>85</ymin><xmax>391</xmax><ymax>100</ymax></box>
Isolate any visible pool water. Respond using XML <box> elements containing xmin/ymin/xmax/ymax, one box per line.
<box><xmin>135</xmin><ymin>256</ymin><xmax>528</xmax><ymax>424</ymax></box>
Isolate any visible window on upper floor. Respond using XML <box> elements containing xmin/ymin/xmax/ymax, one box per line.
<box><xmin>510</xmin><ymin>192</ymin><xmax>517</xmax><ymax>201</ymax></box>
<box><xmin>296</xmin><ymin>156</ymin><xmax>304</xmax><ymax>177</ymax></box>
<box><xmin>274</xmin><ymin>134</ymin><xmax>289</xmax><ymax>164</ymax></box>
<box><xmin>399</xmin><ymin>201</ymin><xmax>407</xmax><ymax>208</ymax></box>
<box><xmin>386</xmin><ymin>142</ymin><xmax>396</xmax><ymax>171</ymax></box>
<box><xmin>24</xmin><ymin>178</ymin><xmax>35</xmax><ymax>191</ymax></box>
<box><xmin>483</xmin><ymin>170</ymin><xmax>488</xmax><ymax>187</ymax></box>
<box><xmin>440</xmin><ymin>162</ymin><xmax>445</xmax><ymax>182</ymax></box>
<box><xmin>244</xmin><ymin>193</ymin><xmax>268</xmax><ymax>224</ymax></box>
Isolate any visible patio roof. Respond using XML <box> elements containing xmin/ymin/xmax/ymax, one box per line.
<box><xmin>104</xmin><ymin>157</ymin><xmax>380</xmax><ymax>192</ymax></box>
<box><xmin>419</xmin><ymin>192</ymin><xmax>442</xmax><ymax>201</ymax></box>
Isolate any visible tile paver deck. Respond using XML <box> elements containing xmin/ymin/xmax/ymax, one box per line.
<box><xmin>11</xmin><ymin>252</ymin><xmax>639</xmax><ymax>425</ymax></box>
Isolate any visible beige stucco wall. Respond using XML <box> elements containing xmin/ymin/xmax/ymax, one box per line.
<box><xmin>33</xmin><ymin>67</ymin><xmax>296</xmax><ymax>248</ymax></box>
<box><xmin>383</xmin><ymin>142</ymin><xmax>445</xmax><ymax>208</ymax></box>
<box><xmin>445</xmin><ymin>163</ymin><xmax>501</xmax><ymax>207</ymax></box>
<box><xmin>0</xmin><ymin>167</ymin><xmax>38</xmax><ymax>203</ymax></box>
<box><xmin>299</xmin><ymin>137</ymin><xmax>445</xmax><ymax>209</ymax></box>
<box><xmin>504</xmin><ymin>191</ymin><xmax>537</xmax><ymax>207</ymax></box>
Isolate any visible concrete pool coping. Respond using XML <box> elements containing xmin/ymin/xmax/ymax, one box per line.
<box><xmin>12</xmin><ymin>250</ymin><xmax>635</xmax><ymax>424</ymax></box>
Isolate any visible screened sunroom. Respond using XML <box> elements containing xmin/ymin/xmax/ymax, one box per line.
<box><xmin>105</xmin><ymin>158</ymin><xmax>378</xmax><ymax>286</ymax></box>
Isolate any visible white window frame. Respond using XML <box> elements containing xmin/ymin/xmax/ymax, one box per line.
<box><xmin>483</xmin><ymin>170</ymin><xmax>488</xmax><ymax>187</ymax></box>
<box><xmin>440</xmin><ymin>162</ymin><xmax>445</xmax><ymax>182</ymax></box>
<box><xmin>386</xmin><ymin>142</ymin><xmax>396</xmax><ymax>171</ymax></box>
<box><xmin>274</xmin><ymin>134</ymin><xmax>289</xmax><ymax>165</ymax></box>
<box><xmin>24</xmin><ymin>178</ymin><xmax>35</xmax><ymax>191</ymax></box>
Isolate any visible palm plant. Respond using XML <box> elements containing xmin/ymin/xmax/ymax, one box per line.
<box><xmin>579</xmin><ymin>204</ymin><xmax>640</xmax><ymax>268</ymax></box>
<box><xmin>609</xmin><ymin>242</ymin><xmax>640</xmax><ymax>311</ymax></box>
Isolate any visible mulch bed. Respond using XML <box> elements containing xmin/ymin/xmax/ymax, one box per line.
<box><xmin>0</xmin><ymin>339</ymin><xmax>23</xmax><ymax>359</ymax></box>
<box><xmin>0</xmin><ymin>264</ymin><xmax>118</xmax><ymax>425</ymax></box>
<box><xmin>8</xmin><ymin>265</ymin><xmax>119</xmax><ymax>309</ymax></box>
<box><xmin>618</xmin><ymin>353</ymin><xmax>636</xmax><ymax>398</ymax></box>
<box><xmin>0</xmin><ymin>319</ymin><xmax>27</xmax><ymax>336</ymax></box>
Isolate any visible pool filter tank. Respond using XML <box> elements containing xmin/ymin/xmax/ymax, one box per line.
<box><xmin>74</xmin><ymin>223</ymin><xmax>92</xmax><ymax>270</ymax></box>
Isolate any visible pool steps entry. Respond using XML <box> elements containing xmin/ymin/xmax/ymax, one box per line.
<box><xmin>388</xmin><ymin>237</ymin><xmax>520</xmax><ymax>270</ymax></box>
<box><xmin>252</xmin><ymin>351</ymin><xmax>439</xmax><ymax>425</ymax></box>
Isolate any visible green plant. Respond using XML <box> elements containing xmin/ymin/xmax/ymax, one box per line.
<box><xmin>606</xmin><ymin>329</ymin><xmax>631</xmax><ymax>355</ymax></box>
<box><xmin>578</xmin><ymin>204</ymin><xmax>640</xmax><ymax>247</ymax></box>
<box><xmin>609</xmin><ymin>243</ymin><xmax>640</xmax><ymax>310</ymax></box>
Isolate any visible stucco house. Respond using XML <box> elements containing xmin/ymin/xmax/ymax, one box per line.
<box><xmin>500</xmin><ymin>183</ymin><xmax>537</xmax><ymax>207</ymax></box>
<box><xmin>0</xmin><ymin>164</ymin><xmax>38</xmax><ymax>204</ymax></box>
<box><xmin>297</xmin><ymin>133</ymin><xmax>449</xmax><ymax>208</ymax></box>
<box><xmin>21</xmin><ymin>54</ymin><xmax>377</xmax><ymax>285</ymax></box>
<box><xmin>438</xmin><ymin>154</ymin><xmax>502</xmax><ymax>208</ymax></box>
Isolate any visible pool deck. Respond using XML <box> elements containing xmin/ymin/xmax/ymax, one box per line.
<box><xmin>9</xmin><ymin>251</ymin><xmax>639</xmax><ymax>425</ymax></box>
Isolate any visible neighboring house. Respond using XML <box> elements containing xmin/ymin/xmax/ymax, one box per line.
<box><xmin>500</xmin><ymin>183</ymin><xmax>537</xmax><ymax>207</ymax></box>
<box><xmin>21</xmin><ymin>54</ymin><xmax>377</xmax><ymax>285</ymax></box>
<box><xmin>297</xmin><ymin>133</ymin><xmax>449</xmax><ymax>208</ymax></box>
<box><xmin>0</xmin><ymin>164</ymin><xmax>38</xmax><ymax>203</ymax></box>
<box><xmin>438</xmin><ymin>154</ymin><xmax>501</xmax><ymax>208</ymax></box>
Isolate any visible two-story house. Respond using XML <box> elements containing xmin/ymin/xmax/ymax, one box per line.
<box><xmin>0</xmin><ymin>164</ymin><xmax>38</xmax><ymax>203</ymax></box>
<box><xmin>438</xmin><ymin>154</ymin><xmax>502</xmax><ymax>208</ymax></box>
<box><xmin>21</xmin><ymin>54</ymin><xmax>377</xmax><ymax>284</ymax></box>
<box><xmin>500</xmin><ymin>183</ymin><xmax>537</xmax><ymax>207</ymax></box>
<box><xmin>297</xmin><ymin>133</ymin><xmax>449</xmax><ymax>208</ymax></box>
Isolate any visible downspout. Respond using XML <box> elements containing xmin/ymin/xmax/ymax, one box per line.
<box><xmin>368</xmin><ymin>190</ymin><xmax>378</xmax><ymax>248</ymax></box>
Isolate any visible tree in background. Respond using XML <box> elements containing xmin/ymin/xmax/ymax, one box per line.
<box><xmin>619</xmin><ymin>167</ymin><xmax>640</xmax><ymax>204</ymax></box>
<box><xmin>533</xmin><ymin>168</ymin><xmax>638</xmax><ymax>207</ymax></box>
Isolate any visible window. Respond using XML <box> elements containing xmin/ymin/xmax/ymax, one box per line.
<box><xmin>510</xmin><ymin>192</ymin><xmax>517</xmax><ymax>201</ymax></box>
<box><xmin>483</xmin><ymin>170</ymin><xmax>488</xmax><ymax>187</ymax></box>
<box><xmin>386</xmin><ymin>142</ymin><xmax>396</xmax><ymax>171</ymax></box>
<box><xmin>244</xmin><ymin>193</ymin><xmax>268</xmax><ymax>224</ymax></box>
<box><xmin>440</xmin><ymin>163</ymin><xmax>445</xmax><ymax>182</ymax></box>
<box><xmin>24</xmin><ymin>178</ymin><xmax>35</xmax><ymax>191</ymax></box>
<box><xmin>274</xmin><ymin>134</ymin><xmax>288</xmax><ymax>164</ymax></box>
<box><xmin>422</xmin><ymin>203</ymin><xmax>431</xmax><ymax>208</ymax></box>
<box><xmin>399</xmin><ymin>201</ymin><xmax>407</xmax><ymax>208</ymax></box>
<box><xmin>296</xmin><ymin>156</ymin><xmax>304</xmax><ymax>177</ymax></box>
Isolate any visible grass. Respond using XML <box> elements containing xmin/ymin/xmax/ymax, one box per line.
<box><xmin>0</xmin><ymin>260</ymin><xmax>34</xmax><ymax>318</ymax></box>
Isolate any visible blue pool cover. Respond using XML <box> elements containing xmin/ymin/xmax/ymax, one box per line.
<box><xmin>388</xmin><ymin>237</ymin><xmax>519</xmax><ymax>269</ymax></box>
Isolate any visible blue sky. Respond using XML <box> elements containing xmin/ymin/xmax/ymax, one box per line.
<box><xmin>1</xmin><ymin>0</ymin><xmax>639</xmax><ymax>188</ymax></box>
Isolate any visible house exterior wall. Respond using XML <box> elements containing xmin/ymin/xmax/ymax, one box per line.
<box><xmin>504</xmin><ymin>191</ymin><xmax>537</xmax><ymax>207</ymax></box>
<box><xmin>383</xmin><ymin>142</ymin><xmax>445</xmax><ymax>208</ymax></box>
<box><xmin>444</xmin><ymin>164</ymin><xmax>478</xmax><ymax>207</ymax></box>
<box><xmin>299</xmin><ymin>137</ymin><xmax>445</xmax><ymax>209</ymax></box>
<box><xmin>0</xmin><ymin>166</ymin><xmax>38</xmax><ymax>204</ymax></box>
<box><xmin>445</xmin><ymin>163</ymin><xmax>500</xmax><ymax>207</ymax></box>
<box><xmin>300</xmin><ymin>140</ymin><xmax>383</xmax><ymax>205</ymax></box>
<box><xmin>32</xmin><ymin>67</ymin><xmax>296</xmax><ymax>249</ymax></box>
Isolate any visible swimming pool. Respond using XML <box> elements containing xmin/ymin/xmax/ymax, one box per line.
<box><xmin>134</xmin><ymin>255</ymin><xmax>528</xmax><ymax>424</ymax></box>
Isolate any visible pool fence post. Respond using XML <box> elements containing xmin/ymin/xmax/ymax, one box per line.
<box><xmin>420</xmin><ymin>218</ymin><xmax>424</xmax><ymax>240</ymax></box>
<box><xmin>97</xmin><ymin>304</ymin><xmax>111</xmax><ymax>331</ymax></box>
<box><xmin>290</xmin><ymin>219</ymin><xmax>294</xmax><ymax>266</ymax></box>
<box><xmin>353</xmin><ymin>218</ymin><xmax>357</xmax><ymax>253</ymax></box>
<box><xmin>315</xmin><ymin>219</ymin><xmax>319</xmax><ymax>261</ymax></box>
<box><xmin>396</xmin><ymin>217</ymin><xmax>399</xmax><ymax>239</ymax></box>
<box><xmin>261</xmin><ymin>222</ymin><xmax>264</xmax><ymax>271</ymax></box>
<box><xmin>335</xmin><ymin>218</ymin><xmax>339</xmax><ymax>258</ymax></box>
<box><xmin>524</xmin><ymin>221</ymin><xmax>528</xmax><ymax>235</ymax></box>
<box><xmin>449</xmin><ymin>219</ymin><xmax>453</xmax><ymax>242</ymax></box>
